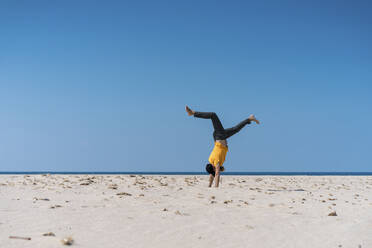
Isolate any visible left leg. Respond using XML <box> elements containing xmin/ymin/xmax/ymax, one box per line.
<box><xmin>224</xmin><ymin>114</ymin><xmax>259</xmax><ymax>139</ymax></box>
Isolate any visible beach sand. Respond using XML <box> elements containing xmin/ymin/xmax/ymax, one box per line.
<box><xmin>0</xmin><ymin>174</ymin><xmax>371</xmax><ymax>248</ymax></box>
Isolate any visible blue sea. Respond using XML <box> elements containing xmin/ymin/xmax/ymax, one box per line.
<box><xmin>0</xmin><ymin>171</ymin><xmax>372</xmax><ymax>176</ymax></box>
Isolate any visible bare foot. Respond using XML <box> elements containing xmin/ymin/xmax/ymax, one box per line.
<box><xmin>185</xmin><ymin>106</ymin><xmax>194</xmax><ymax>116</ymax></box>
<box><xmin>249</xmin><ymin>114</ymin><xmax>260</xmax><ymax>124</ymax></box>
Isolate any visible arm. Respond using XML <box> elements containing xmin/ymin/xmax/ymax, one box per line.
<box><xmin>214</xmin><ymin>165</ymin><xmax>220</xmax><ymax>187</ymax></box>
<box><xmin>208</xmin><ymin>174</ymin><xmax>214</xmax><ymax>187</ymax></box>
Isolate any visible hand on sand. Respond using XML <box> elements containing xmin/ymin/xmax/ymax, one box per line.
<box><xmin>249</xmin><ymin>114</ymin><xmax>260</xmax><ymax>124</ymax></box>
<box><xmin>185</xmin><ymin>106</ymin><xmax>194</xmax><ymax>116</ymax></box>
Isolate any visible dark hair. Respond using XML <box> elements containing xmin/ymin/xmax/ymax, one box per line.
<box><xmin>206</xmin><ymin>164</ymin><xmax>225</xmax><ymax>176</ymax></box>
<box><xmin>205</xmin><ymin>163</ymin><xmax>215</xmax><ymax>176</ymax></box>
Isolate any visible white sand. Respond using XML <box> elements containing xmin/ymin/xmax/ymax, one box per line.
<box><xmin>0</xmin><ymin>174</ymin><xmax>371</xmax><ymax>248</ymax></box>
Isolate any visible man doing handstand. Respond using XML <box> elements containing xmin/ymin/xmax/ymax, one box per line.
<box><xmin>186</xmin><ymin>106</ymin><xmax>260</xmax><ymax>187</ymax></box>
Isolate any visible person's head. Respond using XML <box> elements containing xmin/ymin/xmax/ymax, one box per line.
<box><xmin>205</xmin><ymin>163</ymin><xmax>224</xmax><ymax>176</ymax></box>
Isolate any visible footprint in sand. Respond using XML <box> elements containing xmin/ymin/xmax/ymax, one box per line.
<box><xmin>328</xmin><ymin>211</ymin><xmax>337</xmax><ymax>216</ymax></box>
<box><xmin>50</xmin><ymin>205</ymin><xmax>62</xmax><ymax>209</ymax></box>
<box><xmin>174</xmin><ymin>210</ymin><xmax>189</xmax><ymax>216</ymax></box>
<box><xmin>61</xmin><ymin>237</ymin><xmax>74</xmax><ymax>245</ymax></box>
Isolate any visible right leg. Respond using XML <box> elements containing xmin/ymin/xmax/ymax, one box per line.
<box><xmin>223</xmin><ymin>114</ymin><xmax>260</xmax><ymax>139</ymax></box>
<box><xmin>223</xmin><ymin>118</ymin><xmax>251</xmax><ymax>139</ymax></box>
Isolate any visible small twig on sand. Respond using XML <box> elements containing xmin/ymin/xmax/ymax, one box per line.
<box><xmin>9</xmin><ymin>236</ymin><xmax>31</xmax><ymax>240</ymax></box>
<box><xmin>42</xmin><ymin>232</ymin><xmax>56</xmax><ymax>236</ymax></box>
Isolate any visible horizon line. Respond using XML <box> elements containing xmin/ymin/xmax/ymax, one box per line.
<box><xmin>1</xmin><ymin>171</ymin><xmax>372</xmax><ymax>176</ymax></box>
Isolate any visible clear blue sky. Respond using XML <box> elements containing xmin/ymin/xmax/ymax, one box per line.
<box><xmin>1</xmin><ymin>0</ymin><xmax>371</xmax><ymax>172</ymax></box>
